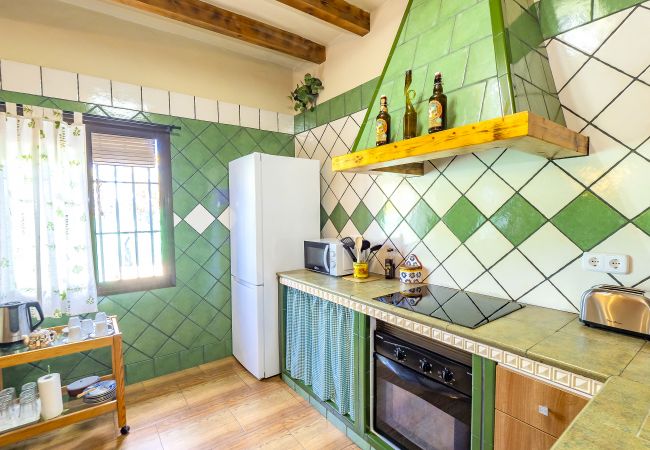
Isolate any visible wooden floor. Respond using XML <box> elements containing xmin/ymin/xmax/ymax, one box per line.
<box><xmin>7</xmin><ymin>357</ymin><xmax>357</xmax><ymax>450</ymax></box>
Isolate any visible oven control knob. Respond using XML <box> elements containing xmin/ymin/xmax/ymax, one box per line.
<box><xmin>419</xmin><ymin>359</ymin><xmax>432</xmax><ymax>373</ymax></box>
<box><xmin>394</xmin><ymin>347</ymin><xmax>406</xmax><ymax>361</ymax></box>
<box><xmin>441</xmin><ymin>367</ymin><xmax>454</xmax><ymax>383</ymax></box>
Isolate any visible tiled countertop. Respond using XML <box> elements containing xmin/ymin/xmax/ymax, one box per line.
<box><xmin>278</xmin><ymin>269</ymin><xmax>650</xmax><ymax>449</ymax></box>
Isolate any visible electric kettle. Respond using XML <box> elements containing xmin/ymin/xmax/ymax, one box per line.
<box><xmin>0</xmin><ymin>301</ymin><xmax>44</xmax><ymax>345</ymax></box>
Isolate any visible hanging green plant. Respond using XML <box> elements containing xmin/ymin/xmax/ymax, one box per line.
<box><xmin>289</xmin><ymin>74</ymin><xmax>324</xmax><ymax>112</ymax></box>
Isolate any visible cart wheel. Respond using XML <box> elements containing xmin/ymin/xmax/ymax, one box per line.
<box><xmin>120</xmin><ymin>425</ymin><xmax>130</xmax><ymax>435</ymax></box>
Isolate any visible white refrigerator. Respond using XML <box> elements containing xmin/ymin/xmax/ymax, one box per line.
<box><xmin>229</xmin><ymin>152</ymin><xmax>320</xmax><ymax>379</ymax></box>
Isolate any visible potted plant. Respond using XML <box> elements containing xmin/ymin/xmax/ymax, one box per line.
<box><xmin>289</xmin><ymin>74</ymin><xmax>323</xmax><ymax>112</ymax></box>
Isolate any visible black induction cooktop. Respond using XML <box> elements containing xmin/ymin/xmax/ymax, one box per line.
<box><xmin>373</xmin><ymin>284</ymin><xmax>524</xmax><ymax>329</ymax></box>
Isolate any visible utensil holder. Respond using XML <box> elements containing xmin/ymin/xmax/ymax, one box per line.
<box><xmin>353</xmin><ymin>262</ymin><xmax>369</xmax><ymax>279</ymax></box>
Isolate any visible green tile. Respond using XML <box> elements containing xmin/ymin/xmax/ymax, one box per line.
<box><xmin>344</xmin><ymin>87</ymin><xmax>363</xmax><ymax>115</ymax></box>
<box><xmin>198</xmin><ymin>157</ymin><xmax>227</xmax><ymax>184</ymax></box>
<box><xmin>450</xmin><ymin>0</ymin><xmax>492</xmax><ymax>50</ymax></box>
<box><xmin>174</xmin><ymin>221</ymin><xmax>199</xmax><ymax>252</ymax></box>
<box><xmin>204</xmin><ymin>250</ymin><xmax>230</xmax><ymax>279</ymax></box>
<box><xmin>329</xmin><ymin>95</ymin><xmax>346</xmax><ymax>121</ymax></box>
<box><xmin>412</xmin><ymin>19</ymin><xmax>454</xmax><ymax>68</ymax></box>
<box><xmin>204</xmin><ymin>341</ymin><xmax>229</xmax><ymax>362</ymax></box>
<box><xmin>320</xmin><ymin>205</ymin><xmax>329</xmax><ymax>230</ymax></box>
<box><xmin>132</xmin><ymin>326</ymin><xmax>167</xmax><ymax>357</ymax></box>
<box><xmin>491</xmin><ymin>194</ymin><xmax>546</xmax><ymax>246</ymax></box>
<box><xmin>258</xmin><ymin>133</ymin><xmax>284</xmax><ymax>155</ymax></box>
<box><xmin>406</xmin><ymin>199</ymin><xmax>440</xmax><ymax>239</ymax></box>
<box><xmin>200</xmin><ymin>188</ymin><xmax>228</xmax><ymax>218</ymax></box>
<box><xmin>185</xmin><ymin>235</ymin><xmax>216</xmax><ymax>265</ymax></box>
<box><xmin>480</xmin><ymin>77</ymin><xmax>503</xmax><ymax>121</ymax></box>
<box><xmin>202</xmin><ymin>219</ymin><xmax>229</xmax><ymax>247</ymax></box>
<box><xmin>385</xmin><ymin>39</ymin><xmax>418</xmax><ymax>79</ymax></box>
<box><xmin>173</xmin><ymin>186</ymin><xmax>198</xmax><ymax>218</ymax></box>
<box><xmin>447</xmin><ymin>81</ymin><xmax>487</xmax><ymax>128</ymax></box>
<box><xmin>208</xmin><ymin>312</ymin><xmax>231</xmax><ymax>340</ymax></box>
<box><xmin>130</xmin><ymin>292</ymin><xmax>166</xmax><ymax>323</ymax></box>
<box><xmin>633</xmin><ymin>208</ymin><xmax>650</xmax><ymax>235</ymax></box>
<box><xmin>440</xmin><ymin>0</ymin><xmax>477</xmax><ymax>18</ymax></box>
<box><xmin>316</xmin><ymin>100</ymin><xmax>331</xmax><ymax>127</ymax></box>
<box><xmin>350</xmin><ymin>203</ymin><xmax>374</xmax><ymax>234</ymax></box>
<box><xmin>425</xmin><ymin>48</ymin><xmax>470</xmax><ymax>93</ymax></box>
<box><xmin>152</xmin><ymin>305</ymin><xmax>185</xmax><ymax>336</ymax></box>
<box><xmin>376</xmin><ymin>201</ymin><xmax>402</xmax><ymax>236</ymax></box>
<box><xmin>443</xmin><ymin>197</ymin><xmax>487</xmax><ymax>242</ymax></box>
<box><xmin>175</xmin><ymin>254</ymin><xmax>201</xmax><ymax>284</ymax></box>
<box><xmin>126</xmin><ymin>360</ymin><xmax>155</xmax><ymax>384</ymax></box>
<box><xmin>183</xmin><ymin>141</ymin><xmax>212</xmax><ymax>169</ymax></box>
<box><xmin>404</xmin><ymin>0</ymin><xmax>441</xmax><ymax>41</ymax></box>
<box><xmin>538</xmin><ymin>0</ymin><xmax>591</xmax><ymax>38</ymax></box>
<box><xmin>180</xmin><ymin>347</ymin><xmax>204</xmax><ymax>370</ymax></box>
<box><xmin>330</xmin><ymin>203</ymin><xmax>350</xmax><ymax>233</ymax></box>
<box><xmin>593</xmin><ymin>0</ymin><xmax>642</xmax><ymax>20</ymax></box>
<box><xmin>361</xmin><ymin>78</ymin><xmax>379</xmax><ymax>109</ymax></box>
<box><xmin>118</xmin><ymin>312</ymin><xmax>148</xmax><ymax>345</ymax></box>
<box><xmin>156</xmin><ymin>339</ymin><xmax>185</xmax><ymax>356</ymax></box>
<box><xmin>174</xmin><ymin>319</ymin><xmax>203</xmax><ymax>347</ymax></box>
<box><xmin>551</xmin><ymin>192</ymin><xmax>626</xmax><ymax>251</ymax></box>
<box><xmin>465</xmin><ymin>37</ymin><xmax>498</xmax><ymax>85</ymax></box>
<box><xmin>304</xmin><ymin>109</ymin><xmax>317</xmax><ymax>130</ymax></box>
<box><xmin>188</xmin><ymin>269</ymin><xmax>217</xmax><ymax>297</ymax></box>
<box><xmin>183</xmin><ymin>171</ymin><xmax>213</xmax><ymax>202</ymax></box>
<box><xmin>189</xmin><ymin>301</ymin><xmax>219</xmax><ymax>328</ymax></box>
<box><xmin>171</xmin><ymin>154</ymin><xmax>197</xmax><ymax>185</ymax></box>
<box><xmin>197</xmin><ymin>125</ymin><xmax>230</xmax><ymax>153</ymax></box>
<box><xmin>172</xmin><ymin>285</ymin><xmax>203</xmax><ymax>315</ymax></box>
<box><xmin>154</xmin><ymin>353</ymin><xmax>180</xmax><ymax>376</ymax></box>
<box><xmin>215</xmin><ymin>142</ymin><xmax>242</xmax><ymax>168</ymax></box>
<box><xmin>206</xmin><ymin>282</ymin><xmax>230</xmax><ymax>311</ymax></box>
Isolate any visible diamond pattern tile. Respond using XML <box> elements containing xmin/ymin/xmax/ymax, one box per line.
<box><xmin>466</xmin><ymin>170</ymin><xmax>515</xmax><ymax>217</ymax></box>
<box><xmin>520</xmin><ymin>164</ymin><xmax>584</xmax><ymax>218</ymax></box>
<box><xmin>591</xmin><ymin>153</ymin><xmax>650</xmax><ymax>218</ymax></box>
<box><xmin>443</xmin><ymin>246</ymin><xmax>485</xmax><ymax>289</ymax></box>
<box><xmin>465</xmin><ymin>222</ymin><xmax>514</xmax><ymax>268</ymax></box>
<box><xmin>491</xmin><ymin>250</ymin><xmax>545</xmax><ymax>299</ymax></box>
<box><xmin>184</xmin><ymin>204</ymin><xmax>216</xmax><ymax>234</ymax></box>
<box><xmin>350</xmin><ymin>202</ymin><xmax>374</xmax><ymax>234</ymax></box>
<box><xmin>329</xmin><ymin>203</ymin><xmax>350</xmax><ymax>233</ymax></box>
<box><xmin>442</xmin><ymin>155</ymin><xmax>488</xmax><ymax>193</ymax></box>
<box><xmin>519</xmin><ymin>223</ymin><xmax>582</xmax><ymax>276</ymax></box>
<box><xmin>405</xmin><ymin>199</ymin><xmax>439</xmax><ymax>239</ymax></box>
<box><xmin>491</xmin><ymin>194</ymin><xmax>546</xmax><ymax>246</ymax></box>
<box><xmin>442</xmin><ymin>197</ymin><xmax>487</xmax><ymax>242</ymax></box>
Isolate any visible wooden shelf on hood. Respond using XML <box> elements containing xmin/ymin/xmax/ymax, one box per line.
<box><xmin>332</xmin><ymin>111</ymin><xmax>589</xmax><ymax>176</ymax></box>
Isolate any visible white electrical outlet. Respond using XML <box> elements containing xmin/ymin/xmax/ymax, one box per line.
<box><xmin>582</xmin><ymin>252</ymin><xmax>630</xmax><ymax>274</ymax></box>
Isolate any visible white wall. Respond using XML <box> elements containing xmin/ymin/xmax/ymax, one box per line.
<box><xmin>292</xmin><ymin>0</ymin><xmax>409</xmax><ymax>103</ymax></box>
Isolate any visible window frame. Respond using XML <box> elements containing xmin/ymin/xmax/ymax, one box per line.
<box><xmin>84</xmin><ymin>117</ymin><xmax>176</xmax><ymax>296</ymax></box>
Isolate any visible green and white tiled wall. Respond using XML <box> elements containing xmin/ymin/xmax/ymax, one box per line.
<box><xmin>0</xmin><ymin>61</ymin><xmax>293</xmax><ymax>387</ymax></box>
<box><xmin>298</xmin><ymin>1</ymin><xmax>650</xmax><ymax>313</ymax></box>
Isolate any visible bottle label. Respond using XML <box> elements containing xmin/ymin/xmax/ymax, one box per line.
<box><xmin>376</xmin><ymin>118</ymin><xmax>388</xmax><ymax>143</ymax></box>
<box><xmin>428</xmin><ymin>100</ymin><xmax>443</xmax><ymax>129</ymax></box>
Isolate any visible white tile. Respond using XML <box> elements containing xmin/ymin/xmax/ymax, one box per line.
<box><xmin>218</xmin><ymin>101</ymin><xmax>240</xmax><ymax>126</ymax></box>
<box><xmin>490</xmin><ymin>149</ymin><xmax>547</xmax><ymax>190</ymax></box>
<box><xmin>475</xmin><ymin>148</ymin><xmax>506</xmax><ymax>166</ymax></box>
<box><xmin>389</xmin><ymin>221</ymin><xmax>421</xmax><ymax>258</ymax></box>
<box><xmin>173</xmin><ymin>214</ymin><xmax>181</xmax><ymax>227</ymax></box>
<box><xmin>350</xmin><ymin>109</ymin><xmax>367</xmax><ymax>126</ymax></box>
<box><xmin>329</xmin><ymin>116</ymin><xmax>348</xmax><ymax>134</ymax></box>
<box><xmin>557</xmin><ymin>9</ymin><xmax>628</xmax><ymax>54</ymax></box>
<box><xmin>301</xmin><ymin>130</ymin><xmax>318</xmax><ymax>157</ymax></box>
<box><xmin>562</xmin><ymin>108</ymin><xmax>588</xmax><ymax>133</ymax></box>
<box><xmin>375</xmin><ymin>173</ymin><xmax>402</xmax><ymax>197</ymax></box>
<box><xmin>520</xmin><ymin>164</ymin><xmax>584</xmax><ymax>218</ymax></box>
<box><xmin>321</xmin><ymin>219</ymin><xmax>338</xmax><ymax>238</ymax></box>
<box><xmin>426</xmin><ymin>264</ymin><xmax>459</xmax><ymax>288</ymax></box>
<box><xmin>466</xmin><ymin>272</ymin><xmax>509</xmax><ymax>298</ymax></box>
<box><xmin>593</xmin><ymin>81</ymin><xmax>650</xmax><ymax>149</ymax></box>
<box><xmin>465</xmin><ymin>222</ymin><xmax>514</xmax><ymax>267</ymax></box>
<box><xmin>329</xmin><ymin>172</ymin><xmax>348</xmax><ymax>199</ymax></box>
<box><xmin>640</xmin><ymin>66</ymin><xmax>650</xmax><ymax>85</ymax></box>
<box><xmin>411</xmin><ymin>242</ymin><xmax>439</xmax><ymax>279</ymax></box>
<box><xmin>259</xmin><ymin>110</ymin><xmax>278</xmax><ymax>132</ymax></box>
<box><xmin>466</xmin><ymin>170</ymin><xmax>515</xmax><ymax>217</ymax></box>
<box><xmin>363</xmin><ymin>221</ymin><xmax>388</xmax><ymax>252</ymax></box>
<box><xmin>321</xmin><ymin>188</ymin><xmax>338</xmax><ymax>214</ymax></box>
<box><xmin>550</xmin><ymin>259</ymin><xmax>614</xmax><ymax>305</ymax></box>
<box><xmin>78</xmin><ymin>74</ymin><xmax>111</xmax><ymax>106</ymax></box>
<box><xmin>547</xmin><ymin>39</ymin><xmax>589</xmax><ymax>91</ymax></box>
<box><xmin>339</xmin><ymin>187</ymin><xmax>361</xmax><ymax>215</ymax></box>
<box><xmin>320</xmin><ymin>125</ymin><xmax>339</xmax><ymax>153</ymax></box>
<box><xmin>41</xmin><ymin>67</ymin><xmax>77</xmax><ymax>101</ymax></box>
<box><xmin>519</xmin><ymin>223</ymin><xmax>582</xmax><ymax>276</ymax></box>
<box><xmin>340</xmin><ymin>117</ymin><xmax>361</xmax><ymax>148</ymax></box>
<box><xmin>595</xmin><ymin>8</ymin><xmax>650</xmax><ymax>77</ymax></box>
<box><xmin>423</xmin><ymin>222</ymin><xmax>461</xmax><ymax>262</ymax></box>
<box><xmin>442</xmin><ymin>155</ymin><xmax>487</xmax><ymax>193</ymax></box>
<box><xmin>321</xmin><ymin>156</ymin><xmax>335</xmax><ymax>185</ymax></box>
<box><xmin>311</xmin><ymin>124</ymin><xmax>327</xmax><ymax>142</ymax></box>
<box><xmin>556</xmin><ymin>126</ymin><xmax>628</xmax><ymax>186</ymax></box>
<box><xmin>491</xmin><ymin>250</ymin><xmax>545</xmax><ymax>299</ymax></box>
<box><xmin>111</xmin><ymin>81</ymin><xmax>141</xmax><ymax>109</ymax></box>
<box><xmin>362</xmin><ymin>184</ymin><xmax>388</xmax><ymax>216</ymax></box>
<box><xmin>377</xmin><ymin>202</ymin><xmax>402</xmax><ymax>236</ymax></box>
<box><xmin>217</xmin><ymin>207</ymin><xmax>230</xmax><ymax>229</ymax></box>
<box><xmin>638</xmin><ymin>139</ymin><xmax>650</xmax><ymax>159</ymax></box>
<box><xmin>339</xmin><ymin>220</ymin><xmax>359</xmax><ymax>239</ymax></box>
<box><xmin>593</xmin><ymin>224</ymin><xmax>650</xmax><ymax>286</ymax></box>
<box><xmin>407</xmin><ymin>163</ymin><xmax>439</xmax><ymax>195</ymax></box>
<box><xmin>240</xmin><ymin>105</ymin><xmax>260</xmax><ymax>129</ymax></box>
<box><xmin>278</xmin><ymin>113</ymin><xmax>294</xmax><ymax>134</ymax></box>
<box><xmin>422</xmin><ymin>176</ymin><xmax>461</xmax><ymax>216</ymax></box>
<box><xmin>195</xmin><ymin>97</ymin><xmax>219</xmax><ymax>123</ymax></box>
<box><xmin>559</xmin><ymin>59</ymin><xmax>631</xmax><ymax>121</ymax></box>
<box><xmin>184</xmin><ymin>204</ymin><xmax>215</xmax><ymax>233</ymax></box>
<box><xmin>443</xmin><ymin>246</ymin><xmax>485</xmax><ymax>288</ymax></box>
<box><xmin>312</xmin><ymin>143</ymin><xmax>328</xmax><ymax>165</ymax></box>
<box><xmin>519</xmin><ymin>281</ymin><xmax>579</xmax><ymax>312</ymax></box>
<box><xmin>0</xmin><ymin>60</ymin><xmax>41</xmax><ymax>95</ymax></box>
<box><xmin>169</xmin><ymin>92</ymin><xmax>195</xmax><ymax>119</ymax></box>
<box><xmin>350</xmin><ymin>174</ymin><xmax>373</xmax><ymax>199</ymax></box>
<box><xmin>592</xmin><ymin>153</ymin><xmax>650</xmax><ymax>218</ymax></box>
<box><xmin>391</xmin><ymin>180</ymin><xmax>420</xmax><ymax>216</ymax></box>
<box><xmin>142</xmin><ymin>87</ymin><xmax>170</xmax><ymax>115</ymax></box>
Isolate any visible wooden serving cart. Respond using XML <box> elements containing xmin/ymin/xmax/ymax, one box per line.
<box><xmin>0</xmin><ymin>316</ymin><xmax>128</xmax><ymax>446</ymax></box>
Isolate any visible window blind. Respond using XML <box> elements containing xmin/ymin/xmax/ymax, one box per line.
<box><xmin>91</xmin><ymin>133</ymin><xmax>157</xmax><ymax>167</ymax></box>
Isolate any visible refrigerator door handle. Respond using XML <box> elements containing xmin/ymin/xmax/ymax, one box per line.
<box><xmin>232</xmin><ymin>276</ymin><xmax>261</xmax><ymax>288</ymax></box>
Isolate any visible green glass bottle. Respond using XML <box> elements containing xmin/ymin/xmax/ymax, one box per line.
<box><xmin>403</xmin><ymin>70</ymin><xmax>417</xmax><ymax>139</ymax></box>
<box><xmin>428</xmin><ymin>72</ymin><xmax>447</xmax><ymax>133</ymax></box>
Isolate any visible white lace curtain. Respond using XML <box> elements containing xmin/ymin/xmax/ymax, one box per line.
<box><xmin>0</xmin><ymin>104</ymin><xmax>98</xmax><ymax>317</ymax></box>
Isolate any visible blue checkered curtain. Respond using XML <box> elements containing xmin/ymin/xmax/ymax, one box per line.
<box><xmin>285</xmin><ymin>288</ymin><xmax>355</xmax><ymax>420</ymax></box>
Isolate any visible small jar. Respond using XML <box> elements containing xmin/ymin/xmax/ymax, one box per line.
<box><xmin>353</xmin><ymin>262</ymin><xmax>369</xmax><ymax>279</ymax></box>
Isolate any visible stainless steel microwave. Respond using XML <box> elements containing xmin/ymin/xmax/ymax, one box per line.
<box><xmin>304</xmin><ymin>239</ymin><xmax>353</xmax><ymax>276</ymax></box>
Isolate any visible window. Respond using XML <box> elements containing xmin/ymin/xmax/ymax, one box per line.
<box><xmin>85</xmin><ymin>118</ymin><xmax>175</xmax><ymax>295</ymax></box>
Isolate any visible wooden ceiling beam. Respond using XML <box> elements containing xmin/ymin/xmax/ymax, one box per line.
<box><xmin>111</xmin><ymin>0</ymin><xmax>326</xmax><ymax>63</ymax></box>
<box><xmin>276</xmin><ymin>0</ymin><xmax>370</xmax><ymax>36</ymax></box>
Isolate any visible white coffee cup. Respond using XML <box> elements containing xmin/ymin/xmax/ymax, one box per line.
<box><xmin>81</xmin><ymin>319</ymin><xmax>94</xmax><ymax>335</ymax></box>
<box><xmin>94</xmin><ymin>312</ymin><xmax>107</xmax><ymax>324</ymax></box>
<box><xmin>95</xmin><ymin>321</ymin><xmax>107</xmax><ymax>337</ymax></box>
<box><xmin>68</xmin><ymin>326</ymin><xmax>82</xmax><ymax>342</ymax></box>
<box><xmin>68</xmin><ymin>316</ymin><xmax>80</xmax><ymax>328</ymax></box>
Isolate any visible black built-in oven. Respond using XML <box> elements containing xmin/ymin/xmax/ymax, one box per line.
<box><xmin>374</xmin><ymin>324</ymin><xmax>473</xmax><ymax>450</ymax></box>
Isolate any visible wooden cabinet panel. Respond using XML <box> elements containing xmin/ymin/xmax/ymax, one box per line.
<box><xmin>495</xmin><ymin>410</ymin><xmax>557</xmax><ymax>450</ymax></box>
<box><xmin>495</xmin><ymin>366</ymin><xmax>588</xmax><ymax>438</ymax></box>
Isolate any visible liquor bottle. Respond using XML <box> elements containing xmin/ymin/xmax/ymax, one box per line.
<box><xmin>428</xmin><ymin>72</ymin><xmax>447</xmax><ymax>133</ymax></box>
<box><xmin>384</xmin><ymin>248</ymin><xmax>395</xmax><ymax>279</ymax></box>
<box><xmin>403</xmin><ymin>70</ymin><xmax>417</xmax><ymax>139</ymax></box>
<box><xmin>376</xmin><ymin>95</ymin><xmax>391</xmax><ymax>146</ymax></box>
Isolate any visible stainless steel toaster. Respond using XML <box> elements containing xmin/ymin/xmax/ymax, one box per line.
<box><xmin>580</xmin><ymin>284</ymin><xmax>650</xmax><ymax>338</ymax></box>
